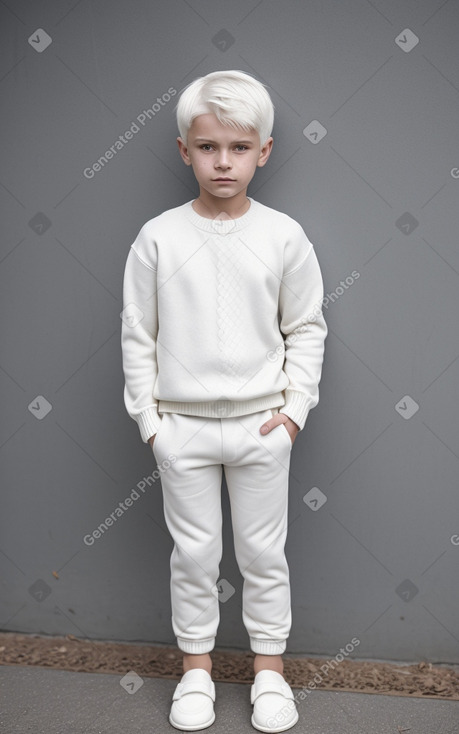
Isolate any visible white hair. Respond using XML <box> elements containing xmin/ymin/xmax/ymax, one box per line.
<box><xmin>175</xmin><ymin>70</ymin><xmax>275</xmax><ymax>148</ymax></box>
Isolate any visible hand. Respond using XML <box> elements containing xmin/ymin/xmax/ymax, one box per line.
<box><xmin>260</xmin><ymin>413</ymin><xmax>299</xmax><ymax>446</ymax></box>
<box><xmin>148</xmin><ymin>434</ymin><xmax>156</xmax><ymax>447</ymax></box>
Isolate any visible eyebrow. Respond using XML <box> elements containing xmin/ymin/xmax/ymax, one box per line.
<box><xmin>194</xmin><ymin>137</ymin><xmax>254</xmax><ymax>144</ymax></box>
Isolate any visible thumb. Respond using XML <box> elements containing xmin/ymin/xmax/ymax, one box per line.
<box><xmin>260</xmin><ymin>414</ymin><xmax>287</xmax><ymax>434</ymax></box>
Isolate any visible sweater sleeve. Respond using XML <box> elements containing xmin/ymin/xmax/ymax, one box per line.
<box><xmin>121</xmin><ymin>233</ymin><xmax>161</xmax><ymax>443</ymax></box>
<box><xmin>278</xmin><ymin>225</ymin><xmax>328</xmax><ymax>431</ymax></box>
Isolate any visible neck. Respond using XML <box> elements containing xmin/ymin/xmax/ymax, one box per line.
<box><xmin>192</xmin><ymin>191</ymin><xmax>250</xmax><ymax>220</ymax></box>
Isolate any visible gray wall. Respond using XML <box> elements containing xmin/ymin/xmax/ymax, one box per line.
<box><xmin>1</xmin><ymin>0</ymin><xmax>458</xmax><ymax>664</ymax></box>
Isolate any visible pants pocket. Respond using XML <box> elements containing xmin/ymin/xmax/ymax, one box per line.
<box><xmin>152</xmin><ymin>414</ymin><xmax>167</xmax><ymax>456</ymax></box>
<box><xmin>270</xmin><ymin>409</ymin><xmax>293</xmax><ymax>449</ymax></box>
<box><xmin>280</xmin><ymin>421</ymin><xmax>293</xmax><ymax>448</ymax></box>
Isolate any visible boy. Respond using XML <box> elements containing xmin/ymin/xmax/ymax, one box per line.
<box><xmin>121</xmin><ymin>69</ymin><xmax>327</xmax><ymax>732</ymax></box>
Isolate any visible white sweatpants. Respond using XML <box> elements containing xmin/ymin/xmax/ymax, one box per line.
<box><xmin>152</xmin><ymin>407</ymin><xmax>293</xmax><ymax>656</ymax></box>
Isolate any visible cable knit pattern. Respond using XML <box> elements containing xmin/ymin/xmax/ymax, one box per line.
<box><xmin>214</xmin><ymin>233</ymin><xmax>245</xmax><ymax>380</ymax></box>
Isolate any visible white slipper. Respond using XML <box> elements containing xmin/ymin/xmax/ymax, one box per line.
<box><xmin>251</xmin><ymin>670</ymin><xmax>299</xmax><ymax>732</ymax></box>
<box><xmin>169</xmin><ymin>668</ymin><xmax>216</xmax><ymax>731</ymax></box>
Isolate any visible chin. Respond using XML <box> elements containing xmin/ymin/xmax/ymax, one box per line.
<box><xmin>209</xmin><ymin>189</ymin><xmax>234</xmax><ymax>197</ymax></box>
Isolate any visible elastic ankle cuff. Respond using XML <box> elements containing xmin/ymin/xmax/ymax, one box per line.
<box><xmin>250</xmin><ymin>637</ymin><xmax>287</xmax><ymax>655</ymax></box>
<box><xmin>177</xmin><ymin>636</ymin><xmax>215</xmax><ymax>654</ymax></box>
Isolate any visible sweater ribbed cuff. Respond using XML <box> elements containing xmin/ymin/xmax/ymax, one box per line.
<box><xmin>136</xmin><ymin>406</ymin><xmax>162</xmax><ymax>443</ymax></box>
<box><xmin>280</xmin><ymin>389</ymin><xmax>315</xmax><ymax>431</ymax></box>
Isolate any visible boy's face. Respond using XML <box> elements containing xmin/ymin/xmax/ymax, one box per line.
<box><xmin>177</xmin><ymin>113</ymin><xmax>273</xmax><ymax>202</ymax></box>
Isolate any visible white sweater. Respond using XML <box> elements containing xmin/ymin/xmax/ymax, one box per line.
<box><xmin>121</xmin><ymin>197</ymin><xmax>328</xmax><ymax>443</ymax></box>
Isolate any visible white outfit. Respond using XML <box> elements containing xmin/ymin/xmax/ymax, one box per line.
<box><xmin>120</xmin><ymin>197</ymin><xmax>327</xmax><ymax>654</ymax></box>
<box><xmin>121</xmin><ymin>197</ymin><xmax>328</xmax><ymax>442</ymax></box>
<box><xmin>152</xmin><ymin>407</ymin><xmax>293</xmax><ymax>655</ymax></box>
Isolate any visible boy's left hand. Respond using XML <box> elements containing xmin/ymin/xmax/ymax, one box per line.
<box><xmin>260</xmin><ymin>413</ymin><xmax>299</xmax><ymax>446</ymax></box>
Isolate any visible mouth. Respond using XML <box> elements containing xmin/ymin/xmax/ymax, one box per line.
<box><xmin>212</xmin><ymin>178</ymin><xmax>235</xmax><ymax>182</ymax></box>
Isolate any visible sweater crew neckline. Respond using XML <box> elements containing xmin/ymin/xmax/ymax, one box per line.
<box><xmin>183</xmin><ymin>197</ymin><xmax>257</xmax><ymax>233</ymax></box>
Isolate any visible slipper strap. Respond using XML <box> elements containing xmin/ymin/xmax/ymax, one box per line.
<box><xmin>172</xmin><ymin>678</ymin><xmax>216</xmax><ymax>703</ymax></box>
<box><xmin>251</xmin><ymin>679</ymin><xmax>295</xmax><ymax>705</ymax></box>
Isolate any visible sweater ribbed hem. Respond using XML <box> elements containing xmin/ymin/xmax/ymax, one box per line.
<box><xmin>177</xmin><ymin>636</ymin><xmax>215</xmax><ymax>654</ymax></box>
<box><xmin>158</xmin><ymin>393</ymin><xmax>285</xmax><ymax>420</ymax></box>
<box><xmin>250</xmin><ymin>637</ymin><xmax>287</xmax><ymax>655</ymax></box>
<box><xmin>182</xmin><ymin>197</ymin><xmax>258</xmax><ymax>234</ymax></box>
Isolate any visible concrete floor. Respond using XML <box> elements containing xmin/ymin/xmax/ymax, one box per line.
<box><xmin>0</xmin><ymin>664</ymin><xmax>458</xmax><ymax>734</ymax></box>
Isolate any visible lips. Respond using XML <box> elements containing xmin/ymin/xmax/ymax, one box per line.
<box><xmin>213</xmin><ymin>178</ymin><xmax>235</xmax><ymax>181</ymax></box>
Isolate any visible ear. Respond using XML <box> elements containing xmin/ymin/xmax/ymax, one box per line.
<box><xmin>257</xmin><ymin>136</ymin><xmax>273</xmax><ymax>168</ymax></box>
<box><xmin>177</xmin><ymin>137</ymin><xmax>192</xmax><ymax>166</ymax></box>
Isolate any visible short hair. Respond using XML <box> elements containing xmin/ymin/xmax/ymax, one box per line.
<box><xmin>175</xmin><ymin>70</ymin><xmax>275</xmax><ymax>148</ymax></box>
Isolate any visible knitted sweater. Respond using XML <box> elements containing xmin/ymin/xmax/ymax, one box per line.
<box><xmin>121</xmin><ymin>197</ymin><xmax>328</xmax><ymax>443</ymax></box>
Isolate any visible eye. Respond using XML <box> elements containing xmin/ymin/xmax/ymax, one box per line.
<box><xmin>235</xmin><ymin>145</ymin><xmax>248</xmax><ymax>151</ymax></box>
<box><xmin>200</xmin><ymin>144</ymin><xmax>213</xmax><ymax>151</ymax></box>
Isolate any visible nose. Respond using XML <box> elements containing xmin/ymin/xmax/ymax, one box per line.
<box><xmin>215</xmin><ymin>148</ymin><xmax>231</xmax><ymax>169</ymax></box>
